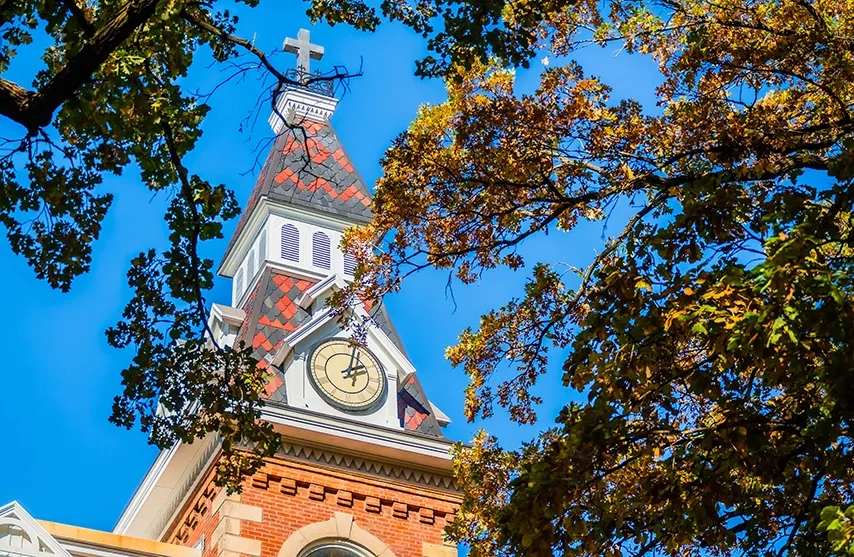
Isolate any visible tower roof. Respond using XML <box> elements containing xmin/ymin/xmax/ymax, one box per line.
<box><xmin>222</xmin><ymin>119</ymin><xmax>372</xmax><ymax>267</ymax></box>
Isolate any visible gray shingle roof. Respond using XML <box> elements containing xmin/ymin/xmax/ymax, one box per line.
<box><xmin>222</xmin><ymin>119</ymin><xmax>372</xmax><ymax>267</ymax></box>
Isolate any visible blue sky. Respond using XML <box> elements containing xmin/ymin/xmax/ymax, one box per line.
<box><xmin>0</xmin><ymin>2</ymin><xmax>660</xmax><ymax>533</ymax></box>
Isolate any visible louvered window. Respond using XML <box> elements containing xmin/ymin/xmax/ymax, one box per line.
<box><xmin>247</xmin><ymin>250</ymin><xmax>255</xmax><ymax>280</ymax></box>
<box><xmin>235</xmin><ymin>269</ymin><xmax>244</xmax><ymax>300</ymax></box>
<box><xmin>312</xmin><ymin>232</ymin><xmax>331</xmax><ymax>270</ymax></box>
<box><xmin>280</xmin><ymin>224</ymin><xmax>300</xmax><ymax>262</ymax></box>
<box><xmin>258</xmin><ymin>229</ymin><xmax>267</xmax><ymax>270</ymax></box>
<box><xmin>343</xmin><ymin>253</ymin><xmax>357</xmax><ymax>276</ymax></box>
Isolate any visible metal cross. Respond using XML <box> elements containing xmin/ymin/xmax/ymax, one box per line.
<box><xmin>283</xmin><ymin>28</ymin><xmax>324</xmax><ymax>80</ymax></box>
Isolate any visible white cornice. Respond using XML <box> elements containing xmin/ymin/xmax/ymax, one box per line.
<box><xmin>273</xmin><ymin>441</ymin><xmax>458</xmax><ymax>491</ymax></box>
<box><xmin>233</xmin><ymin>259</ymin><xmax>327</xmax><ymax>309</ymax></box>
<box><xmin>269</xmin><ymin>89</ymin><xmax>339</xmax><ymax>133</ymax></box>
<box><xmin>0</xmin><ymin>501</ymin><xmax>75</xmax><ymax>557</ymax></box>
<box><xmin>210</xmin><ymin>304</ymin><xmax>245</xmax><ymax>326</ymax></box>
<box><xmin>113</xmin><ymin>434</ymin><xmax>220</xmax><ymax>541</ymax></box>
<box><xmin>269</xmin><ymin>303</ymin><xmax>417</xmax><ymax>378</ymax></box>
<box><xmin>112</xmin><ymin>444</ymin><xmax>180</xmax><ymax>536</ymax></box>
<box><xmin>297</xmin><ymin>274</ymin><xmax>345</xmax><ymax>309</ymax></box>
<box><xmin>261</xmin><ymin>404</ymin><xmax>454</xmax><ymax>472</ymax></box>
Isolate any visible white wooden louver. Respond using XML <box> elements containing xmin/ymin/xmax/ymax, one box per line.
<box><xmin>235</xmin><ymin>268</ymin><xmax>244</xmax><ymax>299</ymax></box>
<box><xmin>281</xmin><ymin>224</ymin><xmax>300</xmax><ymax>262</ymax></box>
<box><xmin>258</xmin><ymin>229</ymin><xmax>267</xmax><ymax>270</ymax></box>
<box><xmin>312</xmin><ymin>231</ymin><xmax>331</xmax><ymax>269</ymax></box>
<box><xmin>344</xmin><ymin>253</ymin><xmax>357</xmax><ymax>276</ymax></box>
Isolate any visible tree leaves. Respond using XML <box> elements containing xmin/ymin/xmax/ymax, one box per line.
<box><xmin>333</xmin><ymin>0</ymin><xmax>854</xmax><ymax>554</ymax></box>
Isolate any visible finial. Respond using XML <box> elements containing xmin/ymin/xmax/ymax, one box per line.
<box><xmin>283</xmin><ymin>29</ymin><xmax>324</xmax><ymax>82</ymax></box>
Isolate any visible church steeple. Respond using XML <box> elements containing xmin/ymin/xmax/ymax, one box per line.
<box><xmin>209</xmin><ymin>27</ymin><xmax>445</xmax><ymax>440</ymax></box>
<box><xmin>218</xmin><ymin>29</ymin><xmax>372</xmax><ymax>306</ymax></box>
<box><xmin>115</xmin><ymin>29</ymin><xmax>459</xmax><ymax>557</ymax></box>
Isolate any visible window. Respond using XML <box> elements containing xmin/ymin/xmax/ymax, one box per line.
<box><xmin>281</xmin><ymin>224</ymin><xmax>300</xmax><ymax>262</ymax></box>
<box><xmin>235</xmin><ymin>269</ymin><xmax>244</xmax><ymax>299</ymax></box>
<box><xmin>302</xmin><ymin>544</ymin><xmax>366</xmax><ymax>557</ymax></box>
<box><xmin>312</xmin><ymin>231</ymin><xmax>331</xmax><ymax>270</ymax></box>
<box><xmin>258</xmin><ymin>229</ymin><xmax>267</xmax><ymax>270</ymax></box>
<box><xmin>343</xmin><ymin>253</ymin><xmax>357</xmax><ymax>276</ymax></box>
<box><xmin>247</xmin><ymin>250</ymin><xmax>255</xmax><ymax>280</ymax></box>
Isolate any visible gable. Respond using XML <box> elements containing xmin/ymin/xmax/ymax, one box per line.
<box><xmin>258</xmin><ymin>290</ymin><xmax>445</xmax><ymax>438</ymax></box>
<box><xmin>397</xmin><ymin>372</ymin><xmax>443</xmax><ymax>437</ymax></box>
<box><xmin>0</xmin><ymin>502</ymin><xmax>72</xmax><ymax>557</ymax></box>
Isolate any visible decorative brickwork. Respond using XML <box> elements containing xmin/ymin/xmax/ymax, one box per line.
<box><xmin>163</xmin><ymin>448</ymin><xmax>459</xmax><ymax>557</ymax></box>
<box><xmin>166</xmin><ymin>468</ymin><xmax>222</xmax><ymax>557</ymax></box>
<box><xmin>336</xmin><ymin>491</ymin><xmax>353</xmax><ymax>508</ymax></box>
<box><xmin>273</xmin><ymin>443</ymin><xmax>457</xmax><ymax>491</ymax></box>
<box><xmin>235</xmin><ymin>451</ymin><xmax>459</xmax><ymax>557</ymax></box>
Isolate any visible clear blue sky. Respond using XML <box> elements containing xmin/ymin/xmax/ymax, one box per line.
<box><xmin>0</xmin><ymin>2</ymin><xmax>659</xmax><ymax>533</ymax></box>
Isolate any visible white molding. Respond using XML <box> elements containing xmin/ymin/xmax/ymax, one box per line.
<box><xmin>269</xmin><ymin>301</ymin><xmax>416</xmax><ymax>379</ymax></box>
<box><xmin>0</xmin><ymin>502</ymin><xmax>74</xmax><ymax>557</ymax></box>
<box><xmin>220</xmin><ymin>194</ymin><xmax>362</xmax><ymax>279</ymax></box>
<box><xmin>269</xmin><ymin>90</ymin><xmax>339</xmax><ymax>133</ymax></box>
<box><xmin>274</xmin><ymin>441</ymin><xmax>457</xmax><ymax>491</ymax></box>
<box><xmin>297</xmin><ymin>274</ymin><xmax>345</xmax><ymax>309</ymax></box>
<box><xmin>430</xmin><ymin>403</ymin><xmax>452</xmax><ymax>426</ymax></box>
<box><xmin>261</xmin><ymin>405</ymin><xmax>454</xmax><ymax>471</ymax></box>
<box><xmin>152</xmin><ymin>436</ymin><xmax>221</xmax><ymax>542</ymax></box>
<box><xmin>113</xmin><ymin>434</ymin><xmax>220</xmax><ymax>541</ymax></box>
<box><xmin>210</xmin><ymin>304</ymin><xmax>245</xmax><ymax>326</ymax></box>
<box><xmin>113</xmin><ymin>445</ymin><xmax>180</xmax><ymax>535</ymax></box>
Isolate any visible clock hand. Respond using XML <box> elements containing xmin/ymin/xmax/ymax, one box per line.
<box><xmin>345</xmin><ymin>346</ymin><xmax>357</xmax><ymax>372</ymax></box>
<box><xmin>342</xmin><ymin>364</ymin><xmax>366</xmax><ymax>379</ymax></box>
<box><xmin>347</xmin><ymin>367</ymin><xmax>368</xmax><ymax>386</ymax></box>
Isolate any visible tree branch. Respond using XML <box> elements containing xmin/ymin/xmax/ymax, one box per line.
<box><xmin>0</xmin><ymin>0</ymin><xmax>162</xmax><ymax>131</ymax></box>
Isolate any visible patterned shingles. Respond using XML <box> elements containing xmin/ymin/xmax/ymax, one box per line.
<box><xmin>222</xmin><ymin>118</ymin><xmax>372</xmax><ymax>269</ymax></box>
<box><xmin>265</xmin><ymin>119</ymin><xmax>372</xmax><ymax>222</ymax></box>
<box><xmin>236</xmin><ymin>267</ymin><xmax>317</xmax><ymax>404</ymax></box>
<box><xmin>371</xmin><ymin>303</ymin><xmax>408</xmax><ymax>358</ymax></box>
<box><xmin>397</xmin><ymin>372</ymin><xmax>444</xmax><ymax>438</ymax></box>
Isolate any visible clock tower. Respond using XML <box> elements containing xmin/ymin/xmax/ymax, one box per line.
<box><xmin>112</xmin><ymin>29</ymin><xmax>460</xmax><ymax>557</ymax></box>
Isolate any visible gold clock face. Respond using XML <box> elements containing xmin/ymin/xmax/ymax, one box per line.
<box><xmin>307</xmin><ymin>339</ymin><xmax>386</xmax><ymax>412</ymax></box>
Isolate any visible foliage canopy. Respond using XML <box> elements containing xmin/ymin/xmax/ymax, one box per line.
<box><xmin>338</xmin><ymin>0</ymin><xmax>854</xmax><ymax>555</ymax></box>
<box><xmin>2</xmin><ymin>0</ymin><xmax>854</xmax><ymax>554</ymax></box>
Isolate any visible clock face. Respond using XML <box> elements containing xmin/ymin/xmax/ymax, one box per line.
<box><xmin>307</xmin><ymin>338</ymin><xmax>387</xmax><ymax>412</ymax></box>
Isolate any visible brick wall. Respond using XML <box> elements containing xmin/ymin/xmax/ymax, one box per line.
<box><xmin>167</xmin><ymin>467</ymin><xmax>223</xmax><ymax>557</ymax></box>
<box><xmin>165</xmin><ymin>451</ymin><xmax>459</xmax><ymax>557</ymax></box>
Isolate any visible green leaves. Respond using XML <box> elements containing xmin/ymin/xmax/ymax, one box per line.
<box><xmin>819</xmin><ymin>506</ymin><xmax>854</xmax><ymax>554</ymax></box>
<box><xmin>0</xmin><ymin>150</ymin><xmax>112</xmax><ymax>291</ymax></box>
<box><xmin>331</xmin><ymin>0</ymin><xmax>854</xmax><ymax>554</ymax></box>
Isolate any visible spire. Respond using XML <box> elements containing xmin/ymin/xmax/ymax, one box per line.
<box><xmin>220</xmin><ymin>28</ymin><xmax>371</xmax><ymax>273</ymax></box>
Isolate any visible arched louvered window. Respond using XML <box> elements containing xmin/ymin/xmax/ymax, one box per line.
<box><xmin>343</xmin><ymin>253</ymin><xmax>357</xmax><ymax>276</ymax></box>
<box><xmin>258</xmin><ymin>229</ymin><xmax>267</xmax><ymax>270</ymax></box>
<box><xmin>247</xmin><ymin>250</ymin><xmax>255</xmax><ymax>280</ymax></box>
<box><xmin>235</xmin><ymin>268</ymin><xmax>244</xmax><ymax>300</ymax></box>
<box><xmin>281</xmin><ymin>224</ymin><xmax>300</xmax><ymax>262</ymax></box>
<box><xmin>312</xmin><ymin>231</ymin><xmax>331</xmax><ymax>270</ymax></box>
